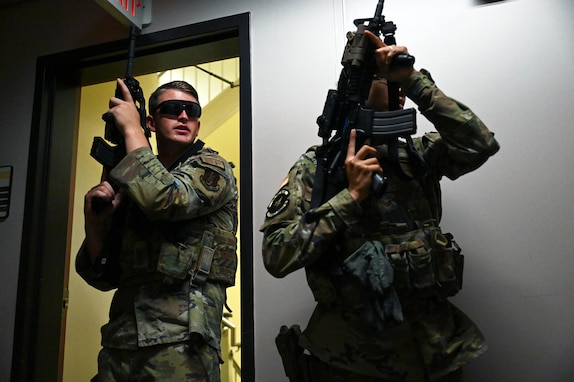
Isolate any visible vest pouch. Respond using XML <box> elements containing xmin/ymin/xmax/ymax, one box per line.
<box><xmin>207</xmin><ymin>227</ymin><xmax>239</xmax><ymax>287</ymax></box>
<box><xmin>383</xmin><ymin>231</ymin><xmax>438</xmax><ymax>296</ymax></box>
<box><xmin>353</xmin><ymin>227</ymin><xmax>464</xmax><ymax>297</ymax></box>
<box><xmin>157</xmin><ymin>241</ymin><xmax>197</xmax><ymax>281</ymax></box>
<box><xmin>404</xmin><ymin>240</ymin><xmax>436</xmax><ymax>291</ymax></box>
<box><xmin>431</xmin><ymin>231</ymin><xmax>464</xmax><ymax>296</ymax></box>
<box><xmin>384</xmin><ymin>243</ymin><xmax>412</xmax><ymax>293</ymax></box>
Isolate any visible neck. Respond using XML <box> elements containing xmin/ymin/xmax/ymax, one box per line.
<box><xmin>158</xmin><ymin>140</ymin><xmax>204</xmax><ymax>170</ymax></box>
<box><xmin>158</xmin><ymin>144</ymin><xmax>190</xmax><ymax>168</ymax></box>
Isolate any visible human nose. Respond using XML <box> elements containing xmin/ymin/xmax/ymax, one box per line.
<box><xmin>177</xmin><ymin>109</ymin><xmax>189</xmax><ymax>120</ymax></box>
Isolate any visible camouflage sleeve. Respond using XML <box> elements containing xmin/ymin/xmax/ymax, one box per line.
<box><xmin>260</xmin><ymin>147</ymin><xmax>363</xmax><ymax>278</ymax></box>
<box><xmin>110</xmin><ymin>147</ymin><xmax>237</xmax><ymax>221</ymax></box>
<box><xmin>403</xmin><ymin>69</ymin><xmax>500</xmax><ymax>180</ymax></box>
<box><xmin>75</xmin><ymin>240</ymin><xmax>117</xmax><ymax>291</ymax></box>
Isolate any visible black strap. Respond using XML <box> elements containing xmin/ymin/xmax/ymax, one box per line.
<box><xmin>310</xmin><ymin>146</ymin><xmax>329</xmax><ymax>210</ymax></box>
<box><xmin>167</xmin><ymin>139</ymin><xmax>205</xmax><ymax>171</ymax></box>
<box><xmin>388</xmin><ymin>135</ymin><xmax>427</xmax><ymax>181</ymax></box>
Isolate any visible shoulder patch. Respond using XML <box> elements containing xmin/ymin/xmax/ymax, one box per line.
<box><xmin>266</xmin><ymin>188</ymin><xmax>290</xmax><ymax>218</ymax></box>
<box><xmin>200</xmin><ymin>168</ymin><xmax>221</xmax><ymax>192</ymax></box>
<box><xmin>200</xmin><ymin>156</ymin><xmax>226</xmax><ymax>170</ymax></box>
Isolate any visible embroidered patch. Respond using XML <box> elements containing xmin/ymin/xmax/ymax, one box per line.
<box><xmin>200</xmin><ymin>156</ymin><xmax>226</xmax><ymax>170</ymax></box>
<box><xmin>200</xmin><ymin>169</ymin><xmax>220</xmax><ymax>192</ymax></box>
<box><xmin>266</xmin><ymin>188</ymin><xmax>290</xmax><ymax>218</ymax></box>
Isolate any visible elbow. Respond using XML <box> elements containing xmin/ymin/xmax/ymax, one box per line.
<box><xmin>472</xmin><ymin>134</ymin><xmax>500</xmax><ymax>168</ymax></box>
<box><xmin>461</xmin><ymin>129</ymin><xmax>501</xmax><ymax>165</ymax></box>
<box><xmin>473</xmin><ymin>114</ymin><xmax>501</xmax><ymax>157</ymax></box>
<box><xmin>264</xmin><ymin>264</ymin><xmax>289</xmax><ymax>279</ymax></box>
<box><xmin>487</xmin><ymin>134</ymin><xmax>501</xmax><ymax>156</ymax></box>
<box><xmin>262</xmin><ymin>251</ymin><xmax>290</xmax><ymax>279</ymax></box>
<box><xmin>479</xmin><ymin>131</ymin><xmax>500</xmax><ymax>157</ymax></box>
<box><xmin>262</xmin><ymin>246</ymin><xmax>300</xmax><ymax>279</ymax></box>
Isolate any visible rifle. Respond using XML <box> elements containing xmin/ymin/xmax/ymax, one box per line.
<box><xmin>90</xmin><ymin>25</ymin><xmax>150</xmax><ymax>213</ymax></box>
<box><xmin>312</xmin><ymin>0</ymin><xmax>417</xmax><ymax>209</ymax></box>
<box><xmin>87</xmin><ymin>26</ymin><xmax>149</xmax><ymax>285</ymax></box>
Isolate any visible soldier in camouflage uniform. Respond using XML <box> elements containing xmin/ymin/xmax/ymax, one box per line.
<box><xmin>76</xmin><ymin>79</ymin><xmax>238</xmax><ymax>381</ymax></box>
<box><xmin>261</xmin><ymin>31</ymin><xmax>499</xmax><ymax>381</ymax></box>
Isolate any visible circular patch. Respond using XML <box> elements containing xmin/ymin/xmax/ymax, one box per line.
<box><xmin>266</xmin><ymin>188</ymin><xmax>290</xmax><ymax>218</ymax></box>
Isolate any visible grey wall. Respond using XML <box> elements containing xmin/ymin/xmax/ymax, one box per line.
<box><xmin>1</xmin><ymin>0</ymin><xmax>573</xmax><ymax>381</ymax></box>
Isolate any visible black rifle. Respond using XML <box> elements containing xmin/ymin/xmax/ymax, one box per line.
<box><xmin>90</xmin><ymin>25</ymin><xmax>150</xmax><ymax>213</ymax></box>
<box><xmin>86</xmin><ymin>26</ymin><xmax>150</xmax><ymax>286</ymax></box>
<box><xmin>311</xmin><ymin>0</ymin><xmax>417</xmax><ymax>209</ymax></box>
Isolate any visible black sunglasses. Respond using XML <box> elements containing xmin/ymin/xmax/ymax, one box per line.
<box><xmin>155</xmin><ymin>100</ymin><xmax>202</xmax><ymax>118</ymax></box>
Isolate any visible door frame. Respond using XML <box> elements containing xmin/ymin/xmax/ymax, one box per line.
<box><xmin>11</xmin><ymin>13</ymin><xmax>254</xmax><ymax>382</ymax></box>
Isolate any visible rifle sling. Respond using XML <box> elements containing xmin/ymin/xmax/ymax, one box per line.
<box><xmin>167</xmin><ymin>139</ymin><xmax>205</xmax><ymax>171</ymax></box>
<box><xmin>388</xmin><ymin>135</ymin><xmax>427</xmax><ymax>181</ymax></box>
<box><xmin>310</xmin><ymin>146</ymin><xmax>329</xmax><ymax>210</ymax></box>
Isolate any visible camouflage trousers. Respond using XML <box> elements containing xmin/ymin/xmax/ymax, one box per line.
<box><xmin>306</xmin><ymin>354</ymin><xmax>464</xmax><ymax>382</ymax></box>
<box><xmin>93</xmin><ymin>340</ymin><xmax>220</xmax><ymax>382</ymax></box>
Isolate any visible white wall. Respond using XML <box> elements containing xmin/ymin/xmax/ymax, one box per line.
<box><xmin>1</xmin><ymin>0</ymin><xmax>573</xmax><ymax>381</ymax></box>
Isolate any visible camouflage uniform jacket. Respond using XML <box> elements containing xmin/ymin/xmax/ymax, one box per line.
<box><xmin>260</xmin><ymin>70</ymin><xmax>500</xmax><ymax>381</ymax></box>
<box><xmin>76</xmin><ymin>145</ymin><xmax>238</xmax><ymax>357</ymax></box>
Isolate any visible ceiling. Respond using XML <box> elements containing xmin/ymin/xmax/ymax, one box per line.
<box><xmin>0</xmin><ymin>0</ymin><xmax>30</xmax><ymax>7</ymax></box>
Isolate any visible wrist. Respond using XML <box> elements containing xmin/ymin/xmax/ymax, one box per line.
<box><xmin>348</xmin><ymin>188</ymin><xmax>367</xmax><ymax>203</ymax></box>
<box><xmin>123</xmin><ymin>128</ymin><xmax>150</xmax><ymax>152</ymax></box>
<box><xmin>402</xmin><ymin>69</ymin><xmax>433</xmax><ymax>101</ymax></box>
<box><xmin>84</xmin><ymin>235</ymin><xmax>104</xmax><ymax>264</ymax></box>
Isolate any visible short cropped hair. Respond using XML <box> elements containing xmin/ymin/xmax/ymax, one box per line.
<box><xmin>148</xmin><ymin>80</ymin><xmax>200</xmax><ymax>114</ymax></box>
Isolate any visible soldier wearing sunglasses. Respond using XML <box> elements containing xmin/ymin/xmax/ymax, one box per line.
<box><xmin>76</xmin><ymin>79</ymin><xmax>238</xmax><ymax>381</ymax></box>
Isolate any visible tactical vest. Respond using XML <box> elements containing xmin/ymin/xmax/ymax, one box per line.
<box><xmin>307</xmin><ymin>225</ymin><xmax>463</xmax><ymax>309</ymax></box>
<box><xmin>306</xmin><ymin>143</ymin><xmax>464</xmax><ymax>308</ymax></box>
<box><xmin>118</xmin><ymin>205</ymin><xmax>238</xmax><ymax>288</ymax></box>
<box><xmin>157</xmin><ymin>224</ymin><xmax>238</xmax><ymax>287</ymax></box>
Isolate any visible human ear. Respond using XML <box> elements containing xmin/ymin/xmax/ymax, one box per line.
<box><xmin>147</xmin><ymin>115</ymin><xmax>156</xmax><ymax>132</ymax></box>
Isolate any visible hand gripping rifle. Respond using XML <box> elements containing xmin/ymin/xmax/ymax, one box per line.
<box><xmin>87</xmin><ymin>27</ymin><xmax>150</xmax><ymax>285</ymax></box>
<box><xmin>90</xmin><ymin>25</ymin><xmax>150</xmax><ymax>213</ymax></box>
<box><xmin>311</xmin><ymin>0</ymin><xmax>417</xmax><ymax>209</ymax></box>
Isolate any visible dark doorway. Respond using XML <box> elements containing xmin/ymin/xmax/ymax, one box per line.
<box><xmin>12</xmin><ymin>13</ymin><xmax>253</xmax><ymax>382</ymax></box>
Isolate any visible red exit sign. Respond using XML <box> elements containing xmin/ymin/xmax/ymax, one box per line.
<box><xmin>95</xmin><ymin>0</ymin><xmax>151</xmax><ymax>30</ymax></box>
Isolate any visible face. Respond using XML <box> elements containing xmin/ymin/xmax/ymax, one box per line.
<box><xmin>365</xmin><ymin>80</ymin><xmax>406</xmax><ymax>146</ymax></box>
<box><xmin>365</xmin><ymin>79</ymin><xmax>405</xmax><ymax>112</ymax></box>
<box><xmin>147</xmin><ymin>89</ymin><xmax>201</xmax><ymax>151</ymax></box>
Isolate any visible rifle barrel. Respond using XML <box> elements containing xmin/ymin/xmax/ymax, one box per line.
<box><xmin>374</xmin><ymin>0</ymin><xmax>385</xmax><ymax>18</ymax></box>
<box><xmin>126</xmin><ymin>25</ymin><xmax>137</xmax><ymax>78</ymax></box>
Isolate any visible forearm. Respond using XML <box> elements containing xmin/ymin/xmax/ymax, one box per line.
<box><xmin>123</xmin><ymin>128</ymin><xmax>150</xmax><ymax>154</ymax></box>
<box><xmin>404</xmin><ymin>70</ymin><xmax>497</xmax><ymax>148</ymax></box>
<box><xmin>84</xmin><ymin>228</ymin><xmax>104</xmax><ymax>265</ymax></box>
<box><xmin>110</xmin><ymin>148</ymin><xmax>237</xmax><ymax>221</ymax></box>
<box><xmin>83</xmin><ymin>202</ymin><xmax>113</xmax><ymax>265</ymax></box>
<box><xmin>262</xmin><ymin>189</ymin><xmax>362</xmax><ymax>278</ymax></box>
<box><xmin>75</xmin><ymin>240</ymin><xmax>117</xmax><ymax>291</ymax></box>
<box><xmin>403</xmin><ymin>69</ymin><xmax>500</xmax><ymax>178</ymax></box>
